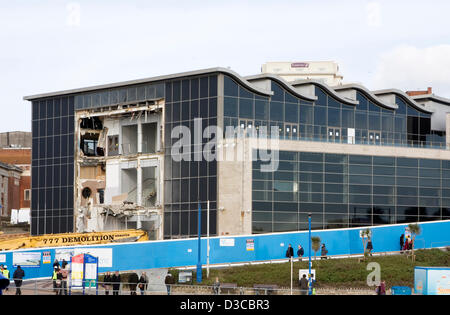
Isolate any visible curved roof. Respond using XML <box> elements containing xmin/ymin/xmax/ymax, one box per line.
<box><xmin>372</xmin><ymin>89</ymin><xmax>434</xmax><ymax>114</ymax></box>
<box><xmin>290</xmin><ymin>79</ymin><xmax>359</xmax><ymax>106</ymax></box>
<box><xmin>244</xmin><ymin>74</ymin><xmax>317</xmax><ymax>102</ymax></box>
<box><xmin>23</xmin><ymin>67</ymin><xmax>273</xmax><ymax>101</ymax></box>
<box><xmin>334</xmin><ymin>83</ymin><xmax>398</xmax><ymax>110</ymax></box>
<box><xmin>412</xmin><ymin>93</ymin><xmax>450</xmax><ymax>106</ymax></box>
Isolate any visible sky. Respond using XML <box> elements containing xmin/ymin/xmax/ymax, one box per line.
<box><xmin>1</xmin><ymin>0</ymin><xmax>450</xmax><ymax>132</ymax></box>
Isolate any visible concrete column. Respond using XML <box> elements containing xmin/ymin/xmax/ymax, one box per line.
<box><xmin>138</xmin><ymin>118</ymin><xmax>143</xmax><ymax>153</ymax></box>
<box><xmin>137</xmin><ymin>160</ymin><xmax>142</xmax><ymax>206</ymax></box>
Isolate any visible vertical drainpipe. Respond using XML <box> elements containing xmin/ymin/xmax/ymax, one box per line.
<box><xmin>137</xmin><ymin>117</ymin><xmax>143</xmax><ymax>229</ymax></box>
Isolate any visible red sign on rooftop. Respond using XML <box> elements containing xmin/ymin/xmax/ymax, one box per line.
<box><xmin>291</xmin><ymin>62</ymin><xmax>309</xmax><ymax>68</ymax></box>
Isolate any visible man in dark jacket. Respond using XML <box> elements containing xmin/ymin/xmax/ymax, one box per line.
<box><xmin>128</xmin><ymin>272</ymin><xmax>139</xmax><ymax>295</ymax></box>
<box><xmin>165</xmin><ymin>272</ymin><xmax>175</xmax><ymax>295</ymax></box>
<box><xmin>111</xmin><ymin>271</ymin><xmax>121</xmax><ymax>295</ymax></box>
<box><xmin>297</xmin><ymin>245</ymin><xmax>304</xmax><ymax>258</ymax></box>
<box><xmin>13</xmin><ymin>265</ymin><xmax>25</xmax><ymax>295</ymax></box>
<box><xmin>299</xmin><ymin>274</ymin><xmax>309</xmax><ymax>295</ymax></box>
<box><xmin>286</xmin><ymin>244</ymin><xmax>294</xmax><ymax>258</ymax></box>
<box><xmin>321</xmin><ymin>244</ymin><xmax>328</xmax><ymax>259</ymax></box>
<box><xmin>400</xmin><ymin>234</ymin><xmax>404</xmax><ymax>252</ymax></box>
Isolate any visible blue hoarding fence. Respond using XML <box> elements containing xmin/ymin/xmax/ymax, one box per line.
<box><xmin>1</xmin><ymin>220</ymin><xmax>450</xmax><ymax>281</ymax></box>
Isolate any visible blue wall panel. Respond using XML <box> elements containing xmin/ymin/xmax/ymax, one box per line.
<box><xmin>2</xmin><ymin>220</ymin><xmax>450</xmax><ymax>280</ymax></box>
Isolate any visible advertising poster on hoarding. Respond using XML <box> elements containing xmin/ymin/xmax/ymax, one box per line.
<box><xmin>219</xmin><ymin>238</ymin><xmax>235</xmax><ymax>247</ymax></box>
<box><xmin>74</xmin><ymin>248</ymin><xmax>112</xmax><ymax>268</ymax></box>
<box><xmin>84</xmin><ymin>255</ymin><xmax>99</xmax><ymax>290</ymax></box>
<box><xmin>71</xmin><ymin>254</ymin><xmax>84</xmax><ymax>289</ymax></box>
<box><xmin>42</xmin><ymin>251</ymin><xmax>51</xmax><ymax>264</ymax></box>
<box><xmin>13</xmin><ymin>252</ymin><xmax>41</xmax><ymax>267</ymax></box>
<box><xmin>246</xmin><ymin>239</ymin><xmax>255</xmax><ymax>251</ymax></box>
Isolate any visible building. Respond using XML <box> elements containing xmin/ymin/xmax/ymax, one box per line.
<box><xmin>0</xmin><ymin>131</ymin><xmax>32</xmax><ymax>148</ymax></box>
<box><xmin>0</xmin><ymin>132</ymin><xmax>32</xmax><ymax>223</ymax></box>
<box><xmin>0</xmin><ymin>148</ymin><xmax>31</xmax><ymax>217</ymax></box>
<box><xmin>24</xmin><ymin>67</ymin><xmax>450</xmax><ymax>239</ymax></box>
<box><xmin>261</xmin><ymin>61</ymin><xmax>343</xmax><ymax>85</ymax></box>
<box><xmin>0</xmin><ymin>161</ymin><xmax>23</xmax><ymax>218</ymax></box>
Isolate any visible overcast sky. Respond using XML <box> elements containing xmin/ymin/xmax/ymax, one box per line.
<box><xmin>2</xmin><ymin>0</ymin><xmax>450</xmax><ymax>132</ymax></box>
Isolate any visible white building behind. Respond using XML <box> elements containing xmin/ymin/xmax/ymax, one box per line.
<box><xmin>261</xmin><ymin>61</ymin><xmax>343</xmax><ymax>86</ymax></box>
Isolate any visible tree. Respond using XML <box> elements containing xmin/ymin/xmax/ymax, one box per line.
<box><xmin>361</xmin><ymin>228</ymin><xmax>372</xmax><ymax>259</ymax></box>
<box><xmin>408</xmin><ymin>223</ymin><xmax>421</xmax><ymax>253</ymax></box>
<box><xmin>311</xmin><ymin>236</ymin><xmax>321</xmax><ymax>261</ymax></box>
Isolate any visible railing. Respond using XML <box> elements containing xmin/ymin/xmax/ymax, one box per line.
<box><xmin>0</xmin><ymin>279</ymin><xmax>378</xmax><ymax>295</ymax></box>
<box><xmin>232</xmin><ymin>131</ymin><xmax>449</xmax><ymax>150</ymax></box>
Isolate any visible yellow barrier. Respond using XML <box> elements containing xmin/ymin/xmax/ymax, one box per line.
<box><xmin>0</xmin><ymin>230</ymin><xmax>148</xmax><ymax>251</ymax></box>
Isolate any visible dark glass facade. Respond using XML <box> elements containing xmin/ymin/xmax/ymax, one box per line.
<box><xmin>223</xmin><ymin>75</ymin><xmax>446</xmax><ymax>148</ymax></box>
<box><xmin>163</xmin><ymin>75</ymin><xmax>218</xmax><ymax>239</ymax></box>
<box><xmin>252</xmin><ymin>151</ymin><xmax>450</xmax><ymax>233</ymax></box>
<box><xmin>31</xmin><ymin>97</ymin><xmax>75</xmax><ymax>235</ymax></box>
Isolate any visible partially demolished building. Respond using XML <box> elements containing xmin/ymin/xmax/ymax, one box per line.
<box><xmin>24</xmin><ymin>67</ymin><xmax>450</xmax><ymax>240</ymax></box>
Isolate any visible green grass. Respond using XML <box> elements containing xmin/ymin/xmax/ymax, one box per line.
<box><xmin>169</xmin><ymin>249</ymin><xmax>450</xmax><ymax>289</ymax></box>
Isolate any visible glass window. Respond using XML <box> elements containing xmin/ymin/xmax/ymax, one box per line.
<box><xmin>369</xmin><ymin>113</ymin><xmax>381</xmax><ymax>130</ymax></box>
<box><xmin>355</xmin><ymin>111</ymin><xmax>367</xmax><ymax>129</ymax></box>
<box><xmin>349</xmin><ymin>155</ymin><xmax>372</xmax><ymax>165</ymax></box>
<box><xmin>239</xmin><ymin>98</ymin><xmax>254</xmax><ymax>119</ymax></box>
<box><xmin>200</xmin><ymin>77</ymin><xmax>209</xmax><ymax>98</ymax></box>
<box><xmin>314</xmin><ymin>106</ymin><xmax>326</xmax><ymax>126</ymax></box>
<box><xmin>285</xmin><ymin>102</ymin><xmax>298</xmax><ymax>123</ymax></box>
<box><xmin>328</xmin><ymin>108</ymin><xmax>340</xmax><ymax>126</ymax></box>
<box><xmin>270</xmin><ymin>101</ymin><xmax>284</xmax><ymax>121</ymax></box>
<box><xmin>342</xmin><ymin>109</ymin><xmax>354</xmax><ymax>128</ymax></box>
<box><xmin>315</xmin><ymin>88</ymin><xmax>327</xmax><ymax>106</ymax></box>
<box><xmin>300</xmin><ymin>104</ymin><xmax>313</xmax><ymax>124</ymax></box>
<box><xmin>190</xmin><ymin>78</ymin><xmax>199</xmax><ymax>99</ymax></box>
<box><xmin>224</xmin><ymin>76</ymin><xmax>239</xmax><ymax>96</ymax></box>
<box><xmin>255</xmin><ymin>99</ymin><xmax>269</xmax><ymax>120</ymax></box>
<box><xmin>356</xmin><ymin>92</ymin><xmax>368</xmax><ymax>111</ymax></box>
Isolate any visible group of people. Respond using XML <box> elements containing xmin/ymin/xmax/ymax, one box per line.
<box><xmin>400</xmin><ymin>234</ymin><xmax>413</xmax><ymax>251</ymax></box>
<box><xmin>285</xmin><ymin>243</ymin><xmax>329</xmax><ymax>259</ymax></box>
<box><xmin>51</xmin><ymin>259</ymin><xmax>69</xmax><ymax>295</ymax></box>
<box><xmin>0</xmin><ymin>264</ymin><xmax>25</xmax><ymax>295</ymax></box>
<box><xmin>102</xmin><ymin>271</ymin><xmax>148</xmax><ymax>295</ymax></box>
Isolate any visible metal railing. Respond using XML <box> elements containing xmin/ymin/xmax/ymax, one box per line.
<box><xmin>0</xmin><ymin>279</ymin><xmax>379</xmax><ymax>295</ymax></box>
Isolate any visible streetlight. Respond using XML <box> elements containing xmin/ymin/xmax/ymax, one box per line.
<box><xmin>308</xmin><ymin>213</ymin><xmax>312</xmax><ymax>295</ymax></box>
<box><xmin>207</xmin><ymin>200</ymin><xmax>210</xmax><ymax>279</ymax></box>
<box><xmin>197</xmin><ymin>202</ymin><xmax>202</xmax><ymax>283</ymax></box>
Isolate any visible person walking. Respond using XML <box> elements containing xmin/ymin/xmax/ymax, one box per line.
<box><xmin>111</xmin><ymin>271</ymin><xmax>121</xmax><ymax>295</ymax></box>
<box><xmin>400</xmin><ymin>234</ymin><xmax>405</xmax><ymax>252</ymax></box>
<box><xmin>299</xmin><ymin>274</ymin><xmax>309</xmax><ymax>295</ymax></box>
<box><xmin>128</xmin><ymin>272</ymin><xmax>139</xmax><ymax>295</ymax></box>
<box><xmin>213</xmin><ymin>277</ymin><xmax>221</xmax><ymax>295</ymax></box>
<box><xmin>2</xmin><ymin>266</ymin><xmax>9</xmax><ymax>292</ymax></box>
<box><xmin>376</xmin><ymin>280</ymin><xmax>386</xmax><ymax>295</ymax></box>
<box><xmin>297</xmin><ymin>245</ymin><xmax>304</xmax><ymax>259</ymax></box>
<box><xmin>13</xmin><ymin>265</ymin><xmax>25</xmax><ymax>295</ymax></box>
<box><xmin>285</xmin><ymin>244</ymin><xmax>294</xmax><ymax>258</ymax></box>
<box><xmin>138</xmin><ymin>272</ymin><xmax>148</xmax><ymax>296</ymax></box>
<box><xmin>52</xmin><ymin>266</ymin><xmax>60</xmax><ymax>295</ymax></box>
<box><xmin>321</xmin><ymin>244</ymin><xmax>328</xmax><ymax>259</ymax></box>
<box><xmin>366</xmin><ymin>238</ymin><xmax>373</xmax><ymax>256</ymax></box>
<box><xmin>58</xmin><ymin>265</ymin><xmax>69</xmax><ymax>295</ymax></box>
<box><xmin>165</xmin><ymin>272</ymin><xmax>175</xmax><ymax>295</ymax></box>
<box><xmin>103</xmin><ymin>271</ymin><xmax>112</xmax><ymax>295</ymax></box>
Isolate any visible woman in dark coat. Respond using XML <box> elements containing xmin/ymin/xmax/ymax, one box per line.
<box><xmin>103</xmin><ymin>271</ymin><xmax>112</xmax><ymax>295</ymax></box>
<box><xmin>128</xmin><ymin>272</ymin><xmax>139</xmax><ymax>295</ymax></box>
<box><xmin>13</xmin><ymin>265</ymin><xmax>25</xmax><ymax>295</ymax></box>
<box><xmin>111</xmin><ymin>271</ymin><xmax>121</xmax><ymax>295</ymax></box>
<box><xmin>138</xmin><ymin>272</ymin><xmax>148</xmax><ymax>295</ymax></box>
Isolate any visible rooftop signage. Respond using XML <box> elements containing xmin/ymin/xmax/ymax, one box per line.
<box><xmin>291</xmin><ymin>62</ymin><xmax>309</xmax><ymax>68</ymax></box>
